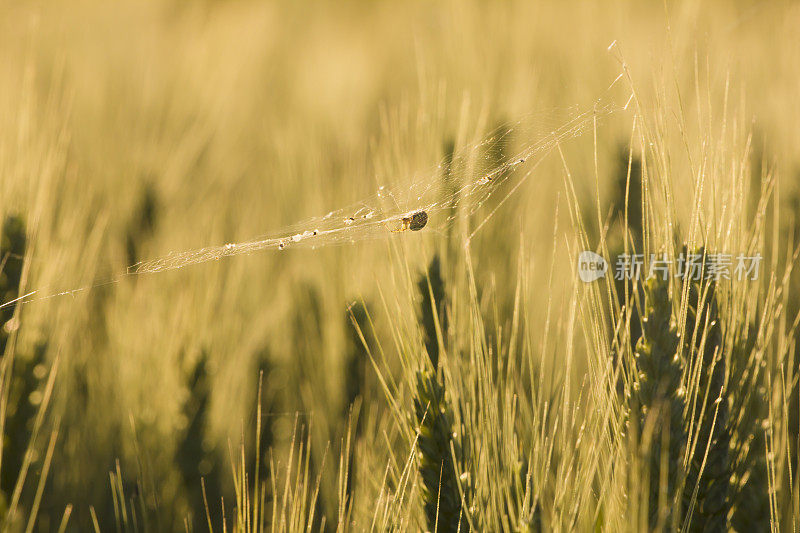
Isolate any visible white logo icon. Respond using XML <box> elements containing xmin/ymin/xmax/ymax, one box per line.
<box><xmin>578</xmin><ymin>251</ymin><xmax>607</xmax><ymax>282</ymax></box>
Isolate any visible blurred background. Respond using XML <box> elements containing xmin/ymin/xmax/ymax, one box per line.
<box><xmin>1</xmin><ymin>0</ymin><xmax>799</xmax><ymax>530</ymax></box>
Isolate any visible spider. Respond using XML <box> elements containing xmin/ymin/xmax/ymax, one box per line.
<box><xmin>393</xmin><ymin>210</ymin><xmax>428</xmax><ymax>232</ymax></box>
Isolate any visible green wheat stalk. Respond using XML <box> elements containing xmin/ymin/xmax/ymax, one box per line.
<box><xmin>417</xmin><ymin>256</ymin><xmax>448</xmax><ymax>370</ymax></box>
<box><xmin>2</xmin><ymin>215</ymin><xmax>39</xmax><ymax>512</ymax></box>
<box><xmin>680</xmin><ymin>251</ymin><xmax>730</xmax><ymax>533</ymax></box>
<box><xmin>632</xmin><ymin>276</ymin><xmax>687</xmax><ymax>530</ymax></box>
<box><xmin>0</xmin><ymin>214</ymin><xmax>26</xmax><ymax>357</ymax></box>
<box><xmin>177</xmin><ymin>351</ymin><xmax>222</xmax><ymax>529</ymax></box>
<box><xmin>727</xmin><ymin>323</ymin><xmax>770</xmax><ymax>532</ymax></box>
<box><xmin>414</xmin><ymin>371</ymin><xmax>467</xmax><ymax>533</ymax></box>
<box><xmin>414</xmin><ymin>256</ymin><xmax>468</xmax><ymax>533</ymax></box>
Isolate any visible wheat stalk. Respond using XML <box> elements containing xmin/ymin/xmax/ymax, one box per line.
<box><xmin>0</xmin><ymin>214</ymin><xmax>26</xmax><ymax>358</ymax></box>
<box><xmin>414</xmin><ymin>370</ymin><xmax>467</xmax><ymax>533</ymax></box>
<box><xmin>632</xmin><ymin>276</ymin><xmax>687</xmax><ymax>529</ymax></box>
<box><xmin>727</xmin><ymin>324</ymin><xmax>770</xmax><ymax>532</ymax></box>
<box><xmin>680</xmin><ymin>251</ymin><xmax>730</xmax><ymax>533</ymax></box>
<box><xmin>414</xmin><ymin>256</ymin><xmax>468</xmax><ymax>533</ymax></box>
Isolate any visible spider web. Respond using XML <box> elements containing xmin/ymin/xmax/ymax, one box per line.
<box><xmin>131</xmin><ymin>90</ymin><xmax>626</xmax><ymax>271</ymax></box>
<box><xmin>1</xmin><ymin>77</ymin><xmax>630</xmax><ymax>308</ymax></box>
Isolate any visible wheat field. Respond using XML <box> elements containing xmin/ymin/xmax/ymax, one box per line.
<box><xmin>1</xmin><ymin>0</ymin><xmax>799</xmax><ymax>531</ymax></box>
